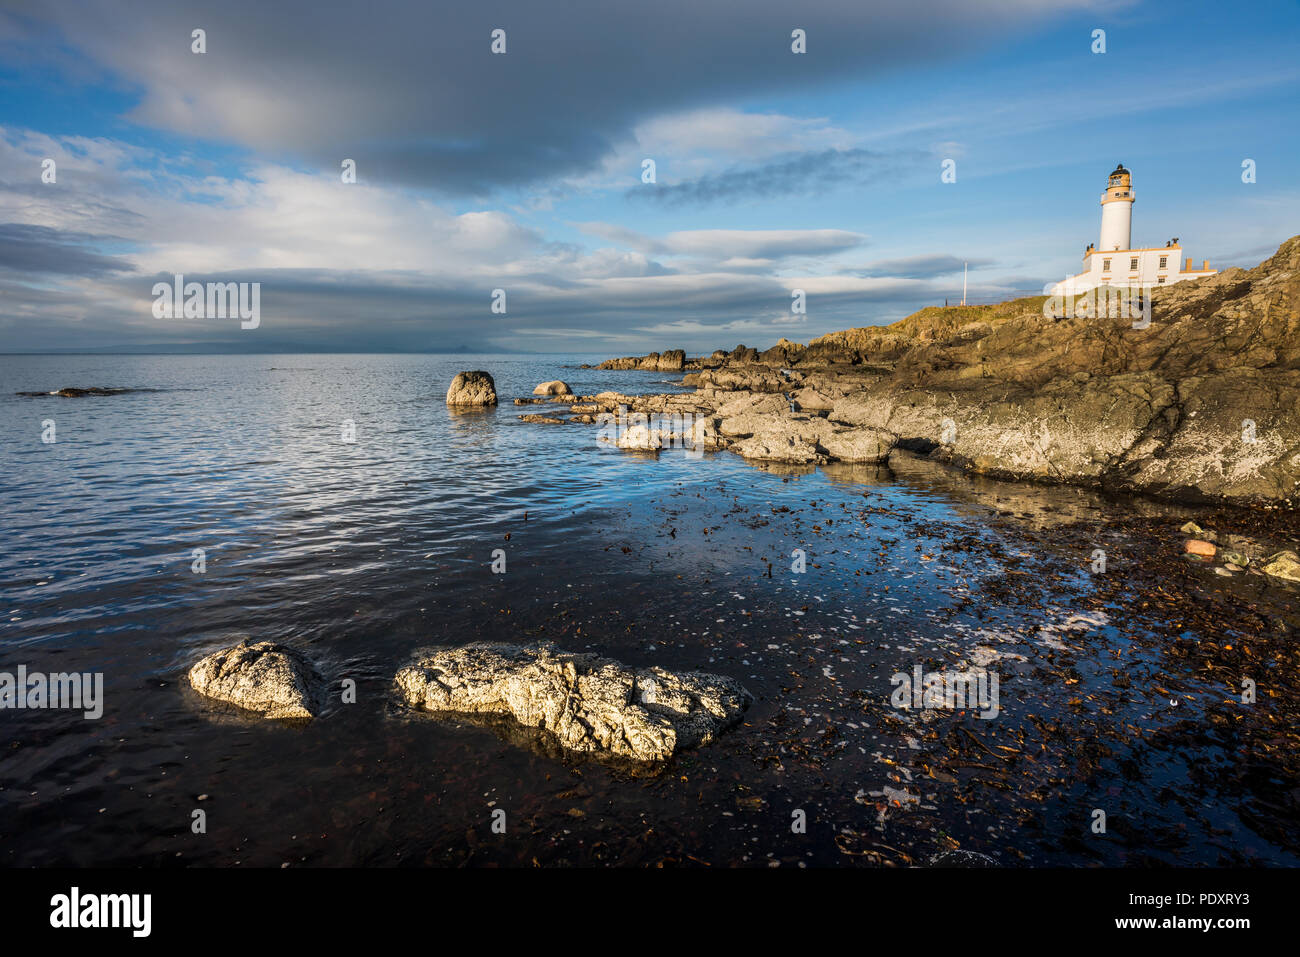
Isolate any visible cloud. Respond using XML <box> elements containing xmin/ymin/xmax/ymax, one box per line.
<box><xmin>5</xmin><ymin>0</ymin><xmax>1189</xmax><ymax>355</ymax></box>
<box><xmin>574</xmin><ymin>223</ymin><xmax>868</xmax><ymax>261</ymax></box>
<box><xmin>0</xmin><ymin>125</ymin><xmax>1029</xmax><ymax>354</ymax></box>
<box><xmin>0</xmin><ymin>223</ymin><xmax>133</xmax><ymax>276</ymax></box>
<box><xmin>629</xmin><ymin>148</ymin><xmax>928</xmax><ymax>206</ymax></box>
<box><xmin>857</xmin><ymin>254</ymin><xmax>995</xmax><ymax>279</ymax></box>
<box><xmin>2</xmin><ymin>0</ymin><xmax>1110</xmax><ymax>195</ymax></box>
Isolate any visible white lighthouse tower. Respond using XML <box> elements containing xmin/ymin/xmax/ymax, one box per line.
<box><xmin>1051</xmin><ymin>163</ymin><xmax>1217</xmax><ymax>296</ymax></box>
<box><xmin>1098</xmin><ymin>164</ymin><xmax>1134</xmax><ymax>251</ymax></box>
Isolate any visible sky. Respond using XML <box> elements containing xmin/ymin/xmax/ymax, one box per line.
<box><xmin>1</xmin><ymin>0</ymin><xmax>1297</xmax><ymax>355</ymax></box>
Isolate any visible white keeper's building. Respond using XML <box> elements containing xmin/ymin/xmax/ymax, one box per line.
<box><xmin>1050</xmin><ymin>164</ymin><xmax>1217</xmax><ymax>296</ymax></box>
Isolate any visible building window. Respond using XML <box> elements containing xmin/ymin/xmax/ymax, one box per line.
<box><xmin>1159</xmin><ymin>256</ymin><xmax>1167</xmax><ymax>268</ymax></box>
<box><xmin>1130</xmin><ymin>257</ymin><xmax>1139</xmax><ymax>270</ymax></box>
<box><xmin>1157</xmin><ymin>276</ymin><xmax>1166</xmax><ymax>284</ymax></box>
<box><xmin>1103</xmin><ymin>258</ymin><xmax>1111</xmax><ymax>271</ymax></box>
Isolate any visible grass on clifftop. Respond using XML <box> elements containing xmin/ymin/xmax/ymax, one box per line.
<box><xmin>809</xmin><ymin>294</ymin><xmax>1051</xmax><ymax>350</ymax></box>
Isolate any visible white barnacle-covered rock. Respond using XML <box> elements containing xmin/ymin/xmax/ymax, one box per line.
<box><xmin>188</xmin><ymin>638</ymin><xmax>322</xmax><ymax>719</ymax></box>
<box><xmin>394</xmin><ymin>643</ymin><xmax>751</xmax><ymax>762</ymax></box>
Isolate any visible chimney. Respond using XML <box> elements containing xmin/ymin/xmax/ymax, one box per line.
<box><xmin>1185</xmin><ymin>258</ymin><xmax>1193</xmax><ymax>271</ymax></box>
<box><xmin>1202</xmin><ymin>260</ymin><xmax>1209</xmax><ymax>271</ymax></box>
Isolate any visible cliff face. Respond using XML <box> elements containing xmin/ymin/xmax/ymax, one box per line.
<box><xmin>694</xmin><ymin>235</ymin><xmax>1300</xmax><ymax>505</ymax></box>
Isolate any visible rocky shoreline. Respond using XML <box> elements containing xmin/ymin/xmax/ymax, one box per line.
<box><xmin>544</xmin><ymin>235</ymin><xmax>1300</xmax><ymax>508</ymax></box>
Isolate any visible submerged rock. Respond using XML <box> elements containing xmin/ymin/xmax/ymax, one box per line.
<box><xmin>188</xmin><ymin>639</ymin><xmax>322</xmax><ymax>719</ymax></box>
<box><xmin>445</xmin><ymin>371</ymin><xmax>497</xmax><ymax>406</ymax></box>
<box><xmin>16</xmin><ymin>386</ymin><xmax>139</xmax><ymax>397</ymax></box>
<box><xmin>394</xmin><ymin>642</ymin><xmax>752</xmax><ymax>762</ymax></box>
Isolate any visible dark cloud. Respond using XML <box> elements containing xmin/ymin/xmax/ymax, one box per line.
<box><xmin>0</xmin><ymin>223</ymin><xmax>132</xmax><ymax>276</ymax></box>
<box><xmin>0</xmin><ymin>262</ymin><xmax>948</xmax><ymax>354</ymax></box>
<box><xmin>2</xmin><ymin>0</ymin><xmax>1097</xmax><ymax>195</ymax></box>
<box><xmin>629</xmin><ymin>148</ymin><xmax>927</xmax><ymax>206</ymax></box>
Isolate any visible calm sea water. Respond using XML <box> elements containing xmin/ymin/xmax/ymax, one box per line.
<box><xmin>1</xmin><ymin>354</ymin><xmax>1297</xmax><ymax>867</ymax></box>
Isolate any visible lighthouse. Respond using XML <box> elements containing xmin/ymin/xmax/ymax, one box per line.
<box><xmin>1051</xmin><ymin>163</ymin><xmax>1217</xmax><ymax>296</ymax></box>
<box><xmin>1098</xmin><ymin>164</ymin><xmax>1133</xmax><ymax>251</ymax></box>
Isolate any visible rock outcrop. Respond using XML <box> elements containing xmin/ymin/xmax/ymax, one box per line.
<box><xmin>564</xmin><ymin>235</ymin><xmax>1300</xmax><ymax>506</ymax></box>
<box><xmin>394</xmin><ymin>642</ymin><xmax>751</xmax><ymax>762</ymax></box>
<box><xmin>16</xmin><ymin>387</ymin><xmax>142</xmax><ymax>397</ymax></box>
<box><xmin>614</xmin><ymin>423</ymin><xmax>664</xmax><ymax>450</ymax></box>
<box><xmin>532</xmin><ymin>380</ymin><xmax>572</xmax><ymax>395</ymax></box>
<box><xmin>445</xmin><ymin>371</ymin><xmax>497</xmax><ymax>406</ymax></box>
<box><xmin>821</xmin><ymin>426</ymin><xmax>896</xmax><ymax>464</ymax></box>
<box><xmin>596</xmin><ymin>349</ymin><xmax>696</xmax><ymax>372</ymax></box>
<box><xmin>188</xmin><ymin>639</ymin><xmax>322</xmax><ymax>719</ymax></box>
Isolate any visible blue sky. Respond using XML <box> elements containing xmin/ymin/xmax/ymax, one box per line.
<box><xmin>1</xmin><ymin>0</ymin><xmax>1297</xmax><ymax>354</ymax></box>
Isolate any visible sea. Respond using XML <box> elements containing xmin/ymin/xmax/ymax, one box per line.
<box><xmin>1</xmin><ymin>353</ymin><xmax>1297</xmax><ymax>866</ymax></box>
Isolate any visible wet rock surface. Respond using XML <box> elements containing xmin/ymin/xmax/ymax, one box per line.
<box><xmin>394</xmin><ymin>642</ymin><xmax>752</xmax><ymax>762</ymax></box>
<box><xmin>1177</xmin><ymin>520</ymin><xmax>1300</xmax><ymax>584</ymax></box>
<box><xmin>188</xmin><ymin>639</ymin><xmax>323</xmax><ymax>719</ymax></box>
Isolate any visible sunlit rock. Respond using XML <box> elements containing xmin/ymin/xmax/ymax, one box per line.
<box><xmin>394</xmin><ymin>643</ymin><xmax>751</xmax><ymax>762</ymax></box>
<box><xmin>445</xmin><ymin>371</ymin><xmax>497</xmax><ymax>406</ymax></box>
<box><xmin>188</xmin><ymin>639</ymin><xmax>322</xmax><ymax>720</ymax></box>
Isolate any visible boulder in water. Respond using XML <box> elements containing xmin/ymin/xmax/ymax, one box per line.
<box><xmin>188</xmin><ymin>639</ymin><xmax>322</xmax><ymax>719</ymax></box>
<box><xmin>446</xmin><ymin>371</ymin><xmax>497</xmax><ymax>406</ymax></box>
<box><xmin>394</xmin><ymin>642</ymin><xmax>751</xmax><ymax>762</ymax></box>
<box><xmin>532</xmin><ymin>380</ymin><xmax>572</xmax><ymax>396</ymax></box>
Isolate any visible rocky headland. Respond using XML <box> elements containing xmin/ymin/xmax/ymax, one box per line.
<box><xmin>543</xmin><ymin>235</ymin><xmax>1300</xmax><ymax>508</ymax></box>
